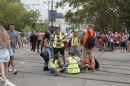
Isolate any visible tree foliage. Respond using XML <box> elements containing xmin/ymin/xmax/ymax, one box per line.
<box><xmin>56</xmin><ymin>0</ymin><xmax>130</xmax><ymax>32</ymax></box>
<box><xmin>0</xmin><ymin>0</ymin><xmax>40</xmax><ymax>31</ymax></box>
<box><xmin>22</xmin><ymin>22</ymin><xmax>48</xmax><ymax>34</ymax></box>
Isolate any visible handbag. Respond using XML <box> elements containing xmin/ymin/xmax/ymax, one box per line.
<box><xmin>40</xmin><ymin>51</ymin><xmax>49</xmax><ymax>62</ymax></box>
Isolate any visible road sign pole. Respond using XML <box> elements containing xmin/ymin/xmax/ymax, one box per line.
<box><xmin>51</xmin><ymin>0</ymin><xmax>53</xmax><ymax>29</ymax></box>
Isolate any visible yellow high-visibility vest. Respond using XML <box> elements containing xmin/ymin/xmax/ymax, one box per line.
<box><xmin>50</xmin><ymin>59</ymin><xmax>59</xmax><ymax>68</ymax></box>
<box><xmin>72</xmin><ymin>37</ymin><xmax>79</xmax><ymax>46</ymax></box>
<box><xmin>67</xmin><ymin>56</ymin><xmax>80</xmax><ymax>74</ymax></box>
<box><xmin>53</xmin><ymin>33</ymin><xmax>64</xmax><ymax>48</ymax></box>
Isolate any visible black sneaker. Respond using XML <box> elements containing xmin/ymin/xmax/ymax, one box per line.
<box><xmin>43</xmin><ymin>67</ymin><xmax>50</xmax><ymax>71</ymax></box>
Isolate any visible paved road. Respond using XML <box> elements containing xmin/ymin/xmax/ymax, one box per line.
<box><xmin>0</xmin><ymin>45</ymin><xmax>130</xmax><ymax>86</ymax></box>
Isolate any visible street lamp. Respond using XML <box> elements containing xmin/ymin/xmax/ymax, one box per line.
<box><xmin>43</xmin><ymin>1</ymin><xmax>50</xmax><ymax>23</ymax></box>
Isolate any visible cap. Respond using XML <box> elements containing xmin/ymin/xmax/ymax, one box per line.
<box><xmin>68</xmin><ymin>51</ymin><xmax>75</xmax><ymax>56</ymax></box>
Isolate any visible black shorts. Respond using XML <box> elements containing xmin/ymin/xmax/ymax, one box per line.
<box><xmin>121</xmin><ymin>42</ymin><xmax>126</xmax><ymax>47</ymax></box>
<box><xmin>114</xmin><ymin>43</ymin><xmax>119</xmax><ymax>47</ymax></box>
<box><xmin>54</xmin><ymin>48</ymin><xmax>64</xmax><ymax>55</ymax></box>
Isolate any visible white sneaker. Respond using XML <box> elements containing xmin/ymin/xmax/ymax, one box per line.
<box><xmin>33</xmin><ymin>52</ymin><xmax>35</xmax><ymax>54</ymax></box>
<box><xmin>30</xmin><ymin>51</ymin><xmax>32</xmax><ymax>53</ymax></box>
<box><xmin>8</xmin><ymin>69</ymin><xmax>12</xmax><ymax>72</ymax></box>
<box><xmin>13</xmin><ymin>69</ymin><xmax>17</xmax><ymax>75</ymax></box>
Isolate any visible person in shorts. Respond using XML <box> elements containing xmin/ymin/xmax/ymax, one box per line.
<box><xmin>120</xmin><ymin>33</ymin><xmax>127</xmax><ymax>52</ymax></box>
<box><xmin>7</xmin><ymin>24</ymin><xmax>23</xmax><ymax>74</ymax></box>
<box><xmin>114</xmin><ymin>32</ymin><xmax>120</xmax><ymax>53</ymax></box>
<box><xmin>53</xmin><ymin>28</ymin><xmax>66</xmax><ymax>64</ymax></box>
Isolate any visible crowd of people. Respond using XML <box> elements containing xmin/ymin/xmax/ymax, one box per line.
<box><xmin>95</xmin><ymin>31</ymin><xmax>130</xmax><ymax>53</ymax></box>
<box><xmin>1</xmin><ymin>23</ymin><xmax>130</xmax><ymax>85</ymax></box>
<box><xmin>29</xmin><ymin>25</ymin><xmax>98</xmax><ymax>76</ymax></box>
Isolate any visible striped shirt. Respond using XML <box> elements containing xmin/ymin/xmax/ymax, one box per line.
<box><xmin>53</xmin><ymin>34</ymin><xmax>65</xmax><ymax>48</ymax></box>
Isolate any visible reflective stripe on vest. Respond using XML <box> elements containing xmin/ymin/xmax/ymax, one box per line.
<box><xmin>67</xmin><ymin>56</ymin><xmax>80</xmax><ymax>74</ymax></box>
<box><xmin>72</xmin><ymin>37</ymin><xmax>79</xmax><ymax>46</ymax></box>
<box><xmin>50</xmin><ymin>59</ymin><xmax>59</xmax><ymax>68</ymax></box>
<box><xmin>53</xmin><ymin>33</ymin><xmax>64</xmax><ymax>48</ymax></box>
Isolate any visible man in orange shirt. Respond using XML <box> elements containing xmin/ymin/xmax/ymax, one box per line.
<box><xmin>81</xmin><ymin>24</ymin><xmax>95</xmax><ymax>71</ymax></box>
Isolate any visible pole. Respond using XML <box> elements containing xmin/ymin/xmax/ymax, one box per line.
<box><xmin>48</xmin><ymin>2</ymin><xmax>49</xmax><ymax>24</ymax></box>
<box><xmin>51</xmin><ymin>0</ymin><xmax>53</xmax><ymax>28</ymax></box>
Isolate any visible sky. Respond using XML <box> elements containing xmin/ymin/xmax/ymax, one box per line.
<box><xmin>21</xmin><ymin>0</ymin><xmax>70</xmax><ymax>20</ymax></box>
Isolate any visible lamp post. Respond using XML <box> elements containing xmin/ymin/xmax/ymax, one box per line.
<box><xmin>43</xmin><ymin>1</ymin><xmax>50</xmax><ymax>23</ymax></box>
<box><xmin>51</xmin><ymin>0</ymin><xmax>53</xmax><ymax>27</ymax></box>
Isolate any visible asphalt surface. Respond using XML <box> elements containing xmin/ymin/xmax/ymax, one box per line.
<box><xmin>0</xmin><ymin>45</ymin><xmax>130</xmax><ymax>86</ymax></box>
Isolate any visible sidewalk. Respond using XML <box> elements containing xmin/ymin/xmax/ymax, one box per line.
<box><xmin>0</xmin><ymin>45</ymin><xmax>130</xmax><ymax>86</ymax></box>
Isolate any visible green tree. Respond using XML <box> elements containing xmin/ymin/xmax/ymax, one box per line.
<box><xmin>34</xmin><ymin>22</ymin><xmax>48</xmax><ymax>32</ymax></box>
<box><xmin>0</xmin><ymin>0</ymin><xmax>40</xmax><ymax>31</ymax></box>
<box><xmin>56</xmin><ymin>0</ymin><xmax>129</xmax><ymax>32</ymax></box>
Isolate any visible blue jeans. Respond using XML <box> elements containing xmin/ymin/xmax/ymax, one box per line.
<box><xmin>50</xmin><ymin>48</ymin><xmax>54</xmax><ymax>57</ymax></box>
<box><xmin>42</xmin><ymin>48</ymin><xmax>51</xmax><ymax>67</ymax></box>
<box><xmin>50</xmin><ymin>68</ymin><xmax>56</xmax><ymax>74</ymax></box>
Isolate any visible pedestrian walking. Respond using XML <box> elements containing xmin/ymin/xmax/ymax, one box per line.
<box><xmin>7</xmin><ymin>24</ymin><xmax>23</xmax><ymax>75</ymax></box>
<box><xmin>37</xmin><ymin>29</ymin><xmax>43</xmax><ymax>53</ymax></box>
<box><xmin>0</xmin><ymin>25</ymin><xmax>10</xmax><ymax>85</ymax></box>
<box><xmin>30</xmin><ymin>31</ymin><xmax>37</xmax><ymax>54</ymax></box>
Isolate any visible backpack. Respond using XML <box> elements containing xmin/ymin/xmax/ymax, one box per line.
<box><xmin>95</xmin><ymin>58</ymin><xmax>99</xmax><ymax>69</ymax></box>
<box><xmin>102</xmin><ymin>34</ymin><xmax>107</xmax><ymax>42</ymax></box>
<box><xmin>113</xmin><ymin>35</ymin><xmax>119</xmax><ymax>42</ymax></box>
<box><xmin>84</xmin><ymin>30</ymin><xmax>95</xmax><ymax>49</ymax></box>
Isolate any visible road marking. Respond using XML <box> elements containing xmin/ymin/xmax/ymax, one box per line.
<box><xmin>1</xmin><ymin>77</ymin><xmax>17</xmax><ymax>86</ymax></box>
<box><xmin>20</xmin><ymin>62</ymin><xmax>26</xmax><ymax>64</ymax></box>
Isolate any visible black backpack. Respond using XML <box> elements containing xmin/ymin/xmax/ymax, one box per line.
<box><xmin>95</xmin><ymin>58</ymin><xmax>99</xmax><ymax>69</ymax></box>
<box><xmin>84</xmin><ymin>30</ymin><xmax>95</xmax><ymax>49</ymax></box>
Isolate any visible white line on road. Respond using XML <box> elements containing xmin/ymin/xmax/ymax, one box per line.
<box><xmin>1</xmin><ymin>77</ymin><xmax>17</xmax><ymax>86</ymax></box>
<box><xmin>20</xmin><ymin>62</ymin><xmax>26</xmax><ymax>64</ymax></box>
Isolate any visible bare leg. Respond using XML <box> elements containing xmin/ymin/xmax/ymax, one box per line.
<box><xmin>4</xmin><ymin>62</ymin><xmax>8</xmax><ymax>76</ymax></box>
<box><xmin>0</xmin><ymin>63</ymin><xmax>7</xmax><ymax>85</ymax></box>
<box><xmin>8</xmin><ymin>56</ymin><xmax>15</xmax><ymax>69</ymax></box>
<box><xmin>61</xmin><ymin>54</ymin><xmax>66</xmax><ymax>64</ymax></box>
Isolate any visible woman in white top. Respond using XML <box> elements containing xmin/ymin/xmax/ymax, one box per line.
<box><xmin>41</xmin><ymin>32</ymin><xmax>52</xmax><ymax>71</ymax></box>
<box><xmin>0</xmin><ymin>25</ymin><xmax>10</xmax><ymax>86</ymax></box>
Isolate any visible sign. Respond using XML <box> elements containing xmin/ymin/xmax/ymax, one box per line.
<box><xmin>50</xmin><ymin>10</ymin><xmax>57</xmax><ymax>18</ymax></box>
<box><xmin>49</xmin><ymin>19</ymin><xmax>56</xmax><ymax>22</ymax></box>
<box><xmin>66</xmin><ymin>28</ymin><xmax>70</xmax><ymax>32</ymax></box>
